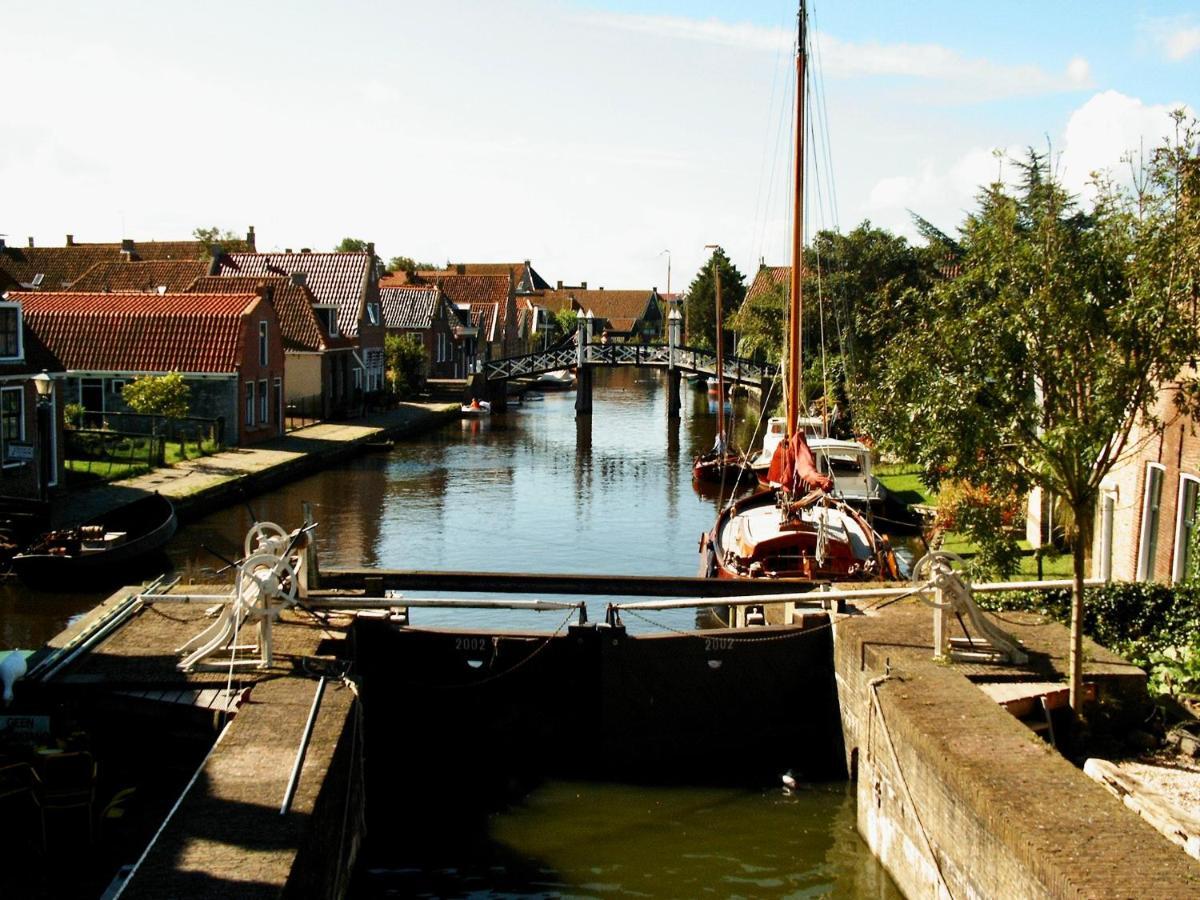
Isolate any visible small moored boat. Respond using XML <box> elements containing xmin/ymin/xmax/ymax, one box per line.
<box><xmin>534</xmin><ymin>369</ymin><xmax>575</xmax><ymax>391</ymax></box>
<box><xmin>12</xmin><ymin>493</ymin><xmax>177</xmax><ymax>587</ymax></box>
<box><xmin>461</xmin><ymin>398</ymin><xmax>492</xmax><ymax>417</ymax></box>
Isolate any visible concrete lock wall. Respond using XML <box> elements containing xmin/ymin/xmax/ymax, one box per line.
<box><xmin>832</xmin><ymin>604</ymin><xmax>1199</xmax><ymax>899</ymax></box>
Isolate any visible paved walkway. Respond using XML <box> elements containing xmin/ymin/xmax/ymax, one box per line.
<box><xmin>55</xmin><ymin>402</ymin><xmax>459</xmax><ymax>526</ymax></box>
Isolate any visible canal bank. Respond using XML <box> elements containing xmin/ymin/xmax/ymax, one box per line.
<box><xmin>51</xmin><ymin>402</ymin><xmax>460</xmax><ymax>528</ymax></box>
<box><xmin>13</xmin><ymin>561</ymin><xmax>1199</xmax><ymax>899</ymax></box>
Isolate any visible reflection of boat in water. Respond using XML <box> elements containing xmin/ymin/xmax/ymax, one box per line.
<box><xmin>693</xmin><ymin>256</ymin><xmax>752</xmax><ymax>486</ymax></box>
<box><xmin>534</xmin><ymin>370</ymin><xmax>574</xmax><ymax>390</ymax></box>
<box><xmin>12</xmin><ymin>493</ymin><xmax>177</xmax><ymax>588</ymax></box>
<box><xmin>461</xmin><ymin>399</ymin><xmax>492</xmax><ymax>417</ymax></box>
<box><xmin>701</xmin><ymin>2</ymin><xmax>900</xmax><ymax>591</ymax></box>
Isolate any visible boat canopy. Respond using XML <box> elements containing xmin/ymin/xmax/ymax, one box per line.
<box><xmin>766</xmin><ymin>431</ymin><xmax>833</xmax><ymax>495</ymax></box>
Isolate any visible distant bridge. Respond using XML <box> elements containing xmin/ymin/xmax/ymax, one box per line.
<box><xmin>477</xmin><ymin>338</ymin><xmax>777</xmax><ymax>416</ymax></box>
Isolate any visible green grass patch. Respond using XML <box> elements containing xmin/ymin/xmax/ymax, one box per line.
<box><xmin>875</xmin><ymin>462</ymin><xmax>937</xmax><ymax>508</ymax></box>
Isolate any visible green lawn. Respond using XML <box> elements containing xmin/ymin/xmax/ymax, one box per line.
<box><xmin>875</xmin><ymin>462</ymin><xmax>1074</xmax><ymax>581</ymax></box>
<box><xmin>64</xmin><ymin>437</ymin><xmax>220</xmax><ymax>486</ymax></box>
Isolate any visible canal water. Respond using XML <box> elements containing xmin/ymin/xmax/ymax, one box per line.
<box><xmin>3</xmin><ymin>367</ymin><xmax>900</xmax><ymax>898</ymax></box>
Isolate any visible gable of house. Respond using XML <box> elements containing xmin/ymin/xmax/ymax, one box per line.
<box><xmin>380</xmin><ymin>285</ymin><xmax>442</xmax><ymax>331</ymax></box>
<box><xmin>542</xmin><ymin>289</ymin><xmax>659</xmax><ymax>335</ymax></box>
<box><xmin>218</xmin><ymin>252</ymin><xmax>375</xmax><ymax>339</ymax></box>
<box><xmin>187</xmin><ymin>275</ymin><xmax>343</xmax><ymax>353</ymax></box>
<box><xmin>745</xmin><ymin>266</ymin><xmax>790</xmax><ymax>305</ymax></box>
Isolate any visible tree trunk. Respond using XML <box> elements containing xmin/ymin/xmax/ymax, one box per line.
<box><xmin>1069</xmin><ymin>502</ymin><xmax>1095</xmax><ymax>713</ymax></box>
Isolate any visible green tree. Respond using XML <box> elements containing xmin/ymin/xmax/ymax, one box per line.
<box><xmin>684</xmin><ymin>247</ymin><xmax>745</xmax><ymax>350</ymax></box>
<box><xmin>123</xmin><ymin>373</ymin><xmax>192</xmax><ymax>462</ymax></box>
<box><xmin>554</xmin><ymin>307</ymin><xmax>580</xmax><ymax>337</ymax></box>
<box><xmin>865</xmin><ymin>118</ymin><xmax>1200</xmax><ymax>710</ymax></box>
<box><xmin>387</xmin><ymin>256</ymin><xmax>434</xmax><ymax>275</ymax></box>
<box><xmin>334</xmin><ymin>237</ymin><xmax>369</xmax><ymax>253</ymax></box>
<box><xmin>193</xmin><ymin>226</ymin><xmax>241</xmax><ymax>253</ymax></box>
<box><xmin>385</xmin><ymin>334</ymin><xmax>427</xmax><ymax>398</ymax></box>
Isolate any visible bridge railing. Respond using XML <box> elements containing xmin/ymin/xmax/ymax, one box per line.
<box><xmin>484</xmin><ymin>340</ymin><xmax>778</xmax><ymax>383</ymax></box>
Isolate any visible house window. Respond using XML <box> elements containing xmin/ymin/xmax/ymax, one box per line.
<box><xmin>366</xmin><ymin>302</ymin><xmax>380</xmax><ymax>326</ymax></box>
<box><xmin>0</xmin><ymin>305</ymin><xmax>22</xmax><ymax>361</ymax></box>
<box><xmin>259</xmin><ymin>379</ymin><xmax>268</xmax><ymax>423</ymax></box>
<box><xmin>1</xmin><ymin>386</ymin><xmax>24</xmax><ymax>461</ymax></box>
<box><xmin>316</xmin><ymin>306</ymin><xmax>339</xmax><ymax>337</ymax></box>
<box><xmin>1137</xmin><ymin>463</ymin><xmax>1165</xmax><ymax>581</ymax></box>
<box><xmin>245</xmin><ymin>381</ymin><xmax>256</xmax><ymax>426</ymax></box>
<box><xmin>109</xmin><ymin>378</ymin><xmax>125</xmax><ymax>395</ymax></box>
<box><xmin>1172</xmin><ymin>475</ymin><xmax>1200</xmax><ymax>583</ymax></box>
<box><xmin>259</xmin><ymin>321</ymin><xmax>269</xmax><ymax>366</ymax></box>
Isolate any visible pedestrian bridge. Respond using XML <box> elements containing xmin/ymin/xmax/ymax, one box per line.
<box><xmin>484</xmin><ymin>341</ymin><xmax>777</xmax><ymax>388</ymax></box>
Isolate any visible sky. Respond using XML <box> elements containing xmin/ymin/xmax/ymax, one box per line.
<box><xmin>2</xmin><ymin>0</ymin><xmax>1197</xmax><ymax>292</ymax></box>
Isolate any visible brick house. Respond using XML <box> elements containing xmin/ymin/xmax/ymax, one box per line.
<box><xmin>537</xmin><ymin>287</ymin><xmax>664</xmax><ymax>341</ymax></box>
<box><xmin>379</xmin><ymin>284</ymin><xmax>470</xmax><ymax>378</ymax></box>
<box><xmin>383</xmin><ymin>271</ymin><xmax>517</xmax><ymax>365</ymax></box>
<box><xmin>0</xmin><ymin>293</ymin><xmax>66</xmax><ymax>508</ymax></box>
<box><xmin>216</xmin><ymin>250</ymin><xmax>384</xmax><ymax>411</ymax></box>
<box><xmin>1090</xmin><ymin>376</ymin><xmax>1200</xmax><ymax>582</ymax></box>
<box><xmin>17</xmin><ymin>289</ymin><xmax>284</xmax><ymax>446</ymax></box>
<box><xmin>187</xmin><ymin>275</ymin><xmax>357</xmax><ymax>420</ymax></box>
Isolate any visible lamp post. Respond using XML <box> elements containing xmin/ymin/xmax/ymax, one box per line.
<box><xmin>32</xmin><ymin>370</ymin><xmax>53</xmax><ymax>502</ymax></box>
<box><xmin>666</xmin><ymin>307</ymin><xmax>683</xmax><ymax>420</ymax></box>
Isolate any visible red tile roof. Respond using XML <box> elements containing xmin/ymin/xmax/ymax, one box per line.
<box><xmin>218</xmin><ymin>252</ymin><xmax>372</xmax><ymax>338</ymax></box>
<box><xmin>388</xmin><ymin>273</ymin><xmax>512</xmax><ymax>342</ymax></box>
<box><xmin>412</xmin><ymin>261</ymin><xmax>552</xmax><ymax>292</ymax></box>
<box><xmin>540</xmin><ymin>288</ymin><xmax>658</xmax><ymax>333</ymax></box>
<box><xmin>0</xmin><ymin>246</ymin><xmax>126</xmax><ymax>291</ymax></box>
<box><xmin>187</xmin><ymin>276</ymin><xmax>346</xmax><ymax>352</ymax></box>
<box><xmin>16</xmin><ymin>291</ymin><xmax>261</xmax><ymax>373</ymax></box>
<box><xmin>68</xmin><ymin>260</ymin><xmax>211</xmax><ymax>293</ymax></box>
<box><xmin>744</xmin><ymin>266</ymin><xmax>790</xmax><ymax>305</ymax></box>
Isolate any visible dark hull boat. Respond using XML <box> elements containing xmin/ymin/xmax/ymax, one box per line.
<box><xmin>12</xmin><ymin>493</ymin><xmax>177</xmax><ymax>587</ymax></box>
<box><xmin>692</xmin><ymin>448</ymin><xmax>755</xmax><ymax>485</ymax></box>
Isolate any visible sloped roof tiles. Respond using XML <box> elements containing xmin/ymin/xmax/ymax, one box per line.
<box><xmin>68</xmin><ymin>260</ymin><xmax>212</xmax><ymax>293</ymax></box>
<box><xmin>217</xmin><ymin>252</ymin><xmax>372</xmax><ymax>337</ymax></box>
<box><xmin>380</xmin><ymin>285</ymin><xmax>441</xmax><ymax>330</ymax></box>
<box><xmin>17</xmin><ymin>291</ymin><xmax>261</xmax><ymax>373</ymax></box>
<box><xmin>186</xmin><ymin>275</ymin><xmax>345</xmax><ymax>353</ymax></box>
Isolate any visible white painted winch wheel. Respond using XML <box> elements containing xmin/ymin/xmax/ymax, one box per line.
<box><xmin>240</xmin><ymin>551</ymin><xmax>299</xmax><ymax>605</ymax></box>
<box><xmin>244</xmin><ymin>521</ymin><xmax>289</xmax><ymax>557</ymax></box>
<box><xmin>910</xmin><ymin>550</ymin><xmax>968</xmax><ymax>609</ymax></box>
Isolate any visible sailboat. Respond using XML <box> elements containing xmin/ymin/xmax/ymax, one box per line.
<box><xmin>693</xmin><ymin>257</ymin><xmax>754</xmax><ymax>485</ymax></box>
<box><xmin>700</xmin><ymin>2</ymin><xmax>899</xmax><ymax>582</ymax></box>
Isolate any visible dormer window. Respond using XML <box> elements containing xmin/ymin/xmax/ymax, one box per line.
<box><xmin>0</xmin><ymin>303</ymin><xmax>23</xmax><ymax>362</ymax></box>
<box><xmin>366</xmin><ymin>302</ymin><xmax>380</xmax><ymax>326</ymax></box>
<box><xmin>315</xmin><ymin>305</ymin><xmax>339</xmax><ymax>337</ymax></box>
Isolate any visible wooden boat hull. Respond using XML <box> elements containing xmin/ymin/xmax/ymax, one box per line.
<box><xmin>692</xmin><ymin>453</ymin><xmax>754</xmax><ymax>485</ymax></box>
<box><xmin>12</xmin><ymin>493</ymin><xmax>178</xmax><ymax>587</ymax></box>
<box><xmin>700</xmin><ymin>489</ymin><xmax>899</xmax><ymax>582</ymax></box>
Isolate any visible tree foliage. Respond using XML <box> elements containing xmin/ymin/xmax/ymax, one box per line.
<box><xmin>864</xmin><ymin>115</ymin><xmax>1200</xmax><ymax>707</ymax></box>
<box><xmin>683</xmin><ymin>248</ymin><xmax>745</xmax><ymax>350</ymax></box>
<box><xmin>193</xmin><ymin>226</ymin><xmax>241</xmax><ymax>253</ymax></box>
<box><xmin>334</xmin><ymin>237</ymin><xmax>369</xmax><ymax>253</ymax></box>
<box><xmin>385</xmin><ymin>333</ymin><xmax>426</xmax><ymax>398</ymax></box>
<box><xmin>122</xmin><ymin>372</ymin><xmax>191</xmax><ymax>421</ymax></box>
<box><xmin>387</xmin><ymin>255</ymin><xmax>434</xmax><ymax>275</ymax></box>
<box><xmin>554</xmin><ymin>307</ymin><xmax>580</xmax><ymax>337</ymax></box>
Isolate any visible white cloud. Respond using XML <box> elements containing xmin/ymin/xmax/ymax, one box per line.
<box><xmin>1144</xmin><ymin>17</ymin><xmax>1200</xmax><ymax>62</ymax></box>
<box><xmin>577</xmin><ymin>11</ymin><xmax>1091</xmax><ymax>99</ymax></box>
<box><xmin>1058</xmin><ymin>90</ymin><xmax>1194</xmax><ymax>197</ymax></box>
<box><xmin>862</xmin><ymin>91</ymin><xmax>1196</xmax><ymax>239</ymax></box>
<box><xmin>1166</xmin><ymin>28</ymin><xmax>1200</xmax><ymax>61</ymax></box>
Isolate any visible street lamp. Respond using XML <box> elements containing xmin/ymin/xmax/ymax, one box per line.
<box><xmin>32</xmin><ymin>370</ymin><xmax>53</xmax><ymax>502</ymax></box>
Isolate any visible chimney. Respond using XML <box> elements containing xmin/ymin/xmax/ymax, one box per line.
<box><xmin>581</xmin><ymin>281</ymin><xmax>587</xmax><ymax>289</ymax></box>
<box><xmin>0</xmin><ymin>237</ymin><xmax>5</xmax><ymax>250</ymax></box>
<box><xmin>366</xmin><ymin>242</ymin><xmax>375</xmax><ymax>257</ymax></box>
<box><xmin>285</xmin><ymin>248</ymin><xmax>293</xmax><ymax>254</ymax></box>
<box><xmin>246</xmin><ymin>225</ymin><xmax>256</xmax><ymax>248</ymax></box>
<box><xmin>27</xmin><ymin>237</ymin><xmax>34</xmax><ymax>248</ymax></box>
<box><xmin>121</xmin><ymin>238</ymin><xmax>135</xmax><ymax>253</ymax></box>
<box><xmin>290</xmin><ymin>271</ymin><xmax>306</xmax><ymax>287</ymax></box>
<box><xmin>65</xmin><ymin>234</ymin><xmax>74</xmax><ymax>246</ymax></box>
<box><xmin>556</xmin><ymin>280</ymin><xmax>563</xmax><ymax>290</ymax></box>
<box><xmin>207</xmin><ymin>245</ymin><xmax>223</xmax><ymax>276</ymax></box>
<box><xmin>300</xmin><ymin>248</ymin><xmax>311</xmax><ymax>254</ymax></box>
<box><xmin>255</xmin><ymin>284</ymin><xmax>275</xmax><ymax>305</ymax></box>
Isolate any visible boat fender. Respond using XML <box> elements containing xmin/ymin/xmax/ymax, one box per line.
<box><xmin>1</xmin><ymin>651</ymin><xmax>27</xmax><ymax>705</ymax></box>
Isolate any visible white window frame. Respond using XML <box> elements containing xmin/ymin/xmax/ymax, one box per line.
<box><xmin>1136</xmin><ymin>462</ymin><xmax>1166</xmax><ymax>581</ymax></box>
<box><xmin>245</xmin><ymin>381</ymin><xmax>256</xmax><ymax>427</ymax></box>
<box><xmin>0</xmin><ymin>385</ymin><xmax>25</xmax><ymax>468</ymax></box>
<box><xmin>0</xmin><ymin>303</ymin><xmax>24</xmax><ymax>363</ymax></box>
<box><xmin>259</xmin><ymin>321</ymin><xmax>269</xmax><ymax>366</ymax></box>
<box><xmin>316</xmin><ymin>305</ymin><xmax>339</xmax><ymax>337</ymax></box>
<box><xmin>1171</xmin><ymin>473</ymin><xmax>1200</xmax><ymax>583</ymax></box>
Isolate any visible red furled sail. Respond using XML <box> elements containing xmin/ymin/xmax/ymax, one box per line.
<box><xmin>766</xmin><ymin>431</ymin><xmax>833</xmax><ymax>494</ymax></box>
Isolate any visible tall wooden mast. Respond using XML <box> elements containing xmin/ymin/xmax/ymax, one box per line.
<box><xmin>786</xmin><ymin>2</ymin><xmax>807</xmax><ymax>439</ymax></box>
<box><xmin>714</xmin><ymin>253</ymin><xmax>726</xmax><ymax>444</ymax></box>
